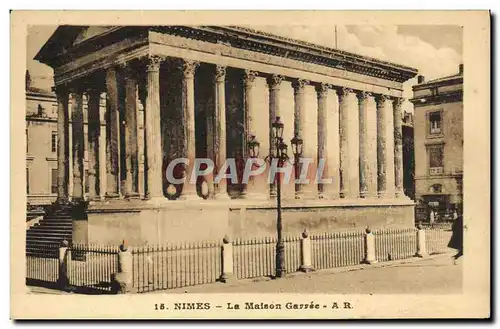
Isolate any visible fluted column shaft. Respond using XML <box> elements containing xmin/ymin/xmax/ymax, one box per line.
<box><xmin>393</xmin><ymin>97</ymin><xmax>404</xmax><ymax>198</ymax></box>
<box><xmin>87</xmin><ymin>89</ymin><xmax>101</xmax><ymax>200</ymax></box>
<box><xmin>376</xmin><ymin>95</ymin><xmax>395</xmax><ymax>198</ymax></box>
<box><xmin>123</xmin><ymin>66</ymin><xmax>140</xmax><ymax>198</ymax></box>
<box><xmin>213</xmin><ymin>65</ymin><xmax>230</xmax><ymax>200</ymax></box>
<box><xmin>292</xmin><ymin>79</ymin><xmax>310</xmax><ymax>199</ymax></box>
<box><xmin>316</xmin><ymin>83</ymin><xmax>329</xmax><ymax>198</ymax></box>
<box><xmin>339</xmin><ymin>88</ymin><xmax>359</xmax><ymax>199</ymax></box>
<box><xmin>358</xmin><ymin>91</ymin><xmax>378</xmax><ymax>198</ymax></box>
<box><xmin>179</xmin><ymin>60</ymin><xmax>199</xmax><ymax>200</ymax></box>
<box><xmin>242</xmin><ymin>70</ymin><xmax>266</xmax><ymax>199</ymax></box>
<box><xmin>71</xmin><ymin>91</ymin><xmax>85</xmax><ymax>201</ymax></box>
<box><xmin>144</xmin><ymin>56</ymin><xmax>164</xmax><ymax>199</ymax></box>
<box><xmin>98</xmin><ymin>95</ymin><xmax>107</xmax><ymax>200</ymax></box>
<box><xmin>268</xmin><ymin>74</ymin><xmax>284</xmax><ymax>199</ymax></box>
<box><xmin>105</xmin><ymin>67</ymin><xmax>121</xmax><ymax>198</ymax></box>
<box><xmin>329</xmin><ymin>89</ymin><xmax>341</xmax><ymax>199</ymax></box>
<box><xmin>55</xmin><ymin>87</ymin><xmax>70</xmax><ymax>203</ymax></box>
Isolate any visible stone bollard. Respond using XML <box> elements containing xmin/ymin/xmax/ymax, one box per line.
<box><xmin>219</xmin><ymin>235</ymin><xmax>235</xmax><ymax>283</ymax></box>
<box><xmin>57</xmin><ymin>240</ymin><xmax>70</xmax><ymax>290</ymax></box>
<box><xmin>363</xmin><ymin>227</ymin><xmax>378</xmax><ymax>264</ymax></box>
<box><xmin>416</xmin><ymin>223</ymin><xmax>429</xmax><ymax>258</ymax></box>
<box><xmin>111</xmin><ymin>240</ymin><xmax>133</xmax><ymax>294</ymax></box>
<box><xmin>299</xmin><ymin>229</ymin><xmax>314</xmax><ymax>272</ymax></box>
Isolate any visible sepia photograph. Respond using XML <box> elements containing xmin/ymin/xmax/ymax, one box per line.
<box><xmin>10</xmin><ymin>10</ymin><xmax>490</xmax><ymax>319</ymax></box>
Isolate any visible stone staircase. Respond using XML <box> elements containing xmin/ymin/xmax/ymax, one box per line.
<box><xmin>26</xmin><ymin>204</ymin><xmax>73</xmax><ymax>256</ymax></box>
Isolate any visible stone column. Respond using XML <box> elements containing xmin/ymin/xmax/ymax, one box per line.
<box><xmin>123</xmin><ymin>65</ymin><xmax>140</xmax><ymax>199</ymax></box>
<box><xmin>86</xmin><ymin>88</ymin><xmax>101</xmax><ymax>201</ymax></box>
<box><xmin>143</xmin><ymin>56</ymin><xmax>164</xmax><ymax>200</ymax></box>
<box><xmin>267</xmin><ymin>74</ymin><xmax>284</xmax><ymax>199</ymax></box>
<box><xmin>71</xmin><ymin>91</ymin><xmax>85</xmax><ymax>202</ymax></box>
<box><xmin>213</xmin><ymin>65</ymin><xmax>230</xmax><ymax>200</ymax></box>
<box><xmin>376</xmin><ymin>95</ymin><xmax>396</xmax><ymax>198</ymax></box>
<box><xmin>329</xmin><ymin>89</ymin><xmax>341</xmax><ymax>199</ymax></box>
<box><xmin>241</xmin><ymin>69</ymin><xmax>266</xmax><ymax>199</ymax></box>
<box><xmin>316</xmin><ymin>83</ymin><xmax>330</xmax><ymax>199</ymax></box>
<box><xmin>105</xmin><ymin>67</ymin><xmax>121</xmax><ymax>198</ymax></box>
<box><xmin>179</xmin><ymin>60</ymin><xmax>200</xmax><ymax>200</ymax></box>
<box><xmin>393</xmin><ymin>97</ymin><xmax>405</xmax><ymax>198</ymax></box>
<box><xmin>292</xmin><ymin>79</ymin><xmax>309</xmax><ymax>199</ymax></box>
<box><xmin>99</xmin><ymin>94</ymin><xmax>107</xmax><ymax>200</ymax></box>
<box><xmin>55</xmin><ymin>87</ymin><xmax>70</xmax><ymax>203</ymax></box>
<box><xmin>358</xmin><ymin>91</ymin><xmax>378</xmax><ymax>198</ymax></box>
<box><xmin>338</xmin><ymin>88</ymin><xmax>359</xmax><ymax>199</ymax></box>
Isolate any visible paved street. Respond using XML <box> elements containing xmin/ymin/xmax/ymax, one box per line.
<box><xmin>167</xmin><ymin>254</ymin><xmax>462</xmax><ymax>294</ymax></box>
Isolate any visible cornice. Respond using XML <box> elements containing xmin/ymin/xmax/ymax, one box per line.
<box><xmin>154</xmin><ymin>26</ymin><xmax>417</xmax><ymax>83</ymax></box>
<box><xmin>410</xmin><ymin>91</ymin><xmax>463</xmax><ymax>107</ymax></box>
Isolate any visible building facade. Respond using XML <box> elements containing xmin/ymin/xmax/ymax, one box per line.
<box><xmin>410</xmin><ymin>65</ymin><xmax>463</xmax><ymax>222</ymax></box>
<box><xmin>402</xmin><ymin>112</ymin><xmax>415</xmax><ymax>201</ymax></box>
<box><xmin>34</xmin><ymin>26</ymin><xmax>418</xmax><ymax>245</ymax></box>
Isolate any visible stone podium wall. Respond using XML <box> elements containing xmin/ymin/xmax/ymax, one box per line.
<box><xmin>72</xmin><ymin>200</ymin><xmax>415</xmax><ymax>245</ymax></box>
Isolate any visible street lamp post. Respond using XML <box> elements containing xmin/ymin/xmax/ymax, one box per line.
<box><xmin>248</xmin><ymin>117</ymin><xmax>303</xmax><ymax>279</ymax></box>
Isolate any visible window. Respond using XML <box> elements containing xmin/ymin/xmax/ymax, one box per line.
<box><xmin>51</xmin><ymin>131</ymin><xmax>58</xmax><ymax>153</ymax></box>
<box><xmin>85</xmin><ymin>170</ymin><xmax>89</xmax><ymax>194</ymax></box>
<box><xmin>430</xmin><ymin>184</ymin><xmax>443</xmax><ymax>193</ymax></box>
<box><xmin>51</xmin><ymin>168</ymin><xmax>58</xmax><ymax>194</ymax></box>
<box><xmin>429</xmin><ymin>111</ymin><xmax>442</xmax><ymax>135</ymax></box>
<box><xmin>428</xmin><ymin>145</ymin><xmax>444</xmax><ymax>175</ymax></box>
<box><xmin>26</xmin><ymin>128</ymin><xmax>29</xmax><ymax>153</ymax></box>
<box><xmin>26</xmin><ymin>168</ymin><xmax>30</xmax><ymax>194</ymax></box>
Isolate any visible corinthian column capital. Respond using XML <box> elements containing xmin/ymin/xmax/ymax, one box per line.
<box><xmin>292</xmin><ymin>78</ymin><xmax>310</xmax><ymax>93</ymax></box>
<box><xmin>214</xmin><ymin>65</ymin><xmax>226</xmax><ymax>83</ymax></box>
<box><xmin>337</xmin><ymin>87</ymin><xmax>353</xmax><ymax>100</ymax></box>
<box><xmin>316</xmin><ymin>82</ymin><xmax>330</xmax><ymax>96</ymax></box>
<box><xmin>182</xmin><ymin>60</ymin><xmax>199</xmax><ymax>78</ymax></box>
<box><xmin>243</xmin><ymin>69</ymin><xmax>258</xmax><ymax>87</ymax></box>
<box><xmin>146</xmin><ymin>55</ymin><xmax>164</xmax><ymax>72</ymax></box>
<box><xmin>357</xmin><ymin>91</ymin><xmax>372</xmax><ymax>103</ymax></box>
<box><xmin>393</xmin><ymin>97</ymin><xmax>405</xmax><ymax>108</ymax></box>
<box><xmin>375</xmin><ymin>94</ymin><xmax>391</xmax><ymax>105</ymax></box>
<box><xmin>267</xmin><ymin>74</ymin><xmax>284</xmax><ymax>89</ymax></box>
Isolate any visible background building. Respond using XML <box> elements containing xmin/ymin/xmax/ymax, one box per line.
<box><xmin>410</xmin><ymin>64</ymin><xmax>463</xmax><ymax>222</ymax></box>
<box><xmin>402</xmin><ymin>112</ymin><xmax>415</xmax><ymax>200</ymax></box>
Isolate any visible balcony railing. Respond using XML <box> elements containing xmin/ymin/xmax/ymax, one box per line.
<box><xmin>429</xmin><ymin>167</ymin><xmax>443</xmax><ymax>176</ymax></box>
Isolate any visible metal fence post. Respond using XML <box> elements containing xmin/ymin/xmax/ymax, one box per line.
<box><xmin>111</xmin><ymin>240</ymin><xmax>134</xmax><ymax>293</ymax></box>
<box><xmin>57</xmin><ymin>240</ymin><xmax>69</xmax><ymax>290</ymax></box>
<box><xmin>299</xmin><ymin>229</ymin><xmax>314</xmax><ymax>272</ymax></box>
<box><xmin>220</xmin><ymin>235</ymin><xmax>235</xmax><ymax>283</ymax></box>
<box><xmin>363</xmin><ymin>228</ymin><xmax>378</xmax><ymax>264</ymax></box>
<box><xmin>416</xmin><ymin>224</ymin><xmax>429</xmax><ymax>258</ymax></box>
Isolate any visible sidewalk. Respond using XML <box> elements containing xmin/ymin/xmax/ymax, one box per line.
<box><xmin>166</xmin><ymin>253</ymin><xmax>462</xmax><ymax>294</ymax></box>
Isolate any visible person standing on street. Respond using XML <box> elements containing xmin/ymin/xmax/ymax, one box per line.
<box><xmin>448</xmin><ymin>213</ymin><xmax>463</xmax><ymax>262</ymax></box>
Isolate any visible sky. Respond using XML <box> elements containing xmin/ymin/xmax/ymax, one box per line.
<box><xmin>27</xmin><ymin>25</ymin><xmax>463</xmax><ymax>112</ymax></box>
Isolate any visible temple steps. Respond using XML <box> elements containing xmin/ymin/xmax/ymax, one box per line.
<box><xmin>26</xmin><ymin>209</ymin><xmax>73</xmax><ymax>256</ymax></box>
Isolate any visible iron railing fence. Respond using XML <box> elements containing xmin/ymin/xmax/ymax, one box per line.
<box><xmin>67</xmin><ymin>244</ymin><xmax>119</xmax><ymax>293</ymax></box>
<box><xmin>311</xmin><ymin>231</ymin><xmax>365</xmax><ymax>270</ymax></box>
<box><xmin>233</xmin><ymin>236</ymin><xmax>275</xmax><ymax>279</ymax></box>
<box><xmin>425</xmin><ymin>229</ymin><xmax>453</xmax><ymax>255</ymax></box>
<box><xmin>373</xmin><ymin>227</ymin><xmax>418</xmax><ymax>262</ymax></box>
<box><xmin>25</xmin><ymin>225</ymin><xmax>455</xmax><ymax>293</ymax></box>
<box><xmin>131</xmin><ymin>240</ymin><xmax>222</xmax><ymax>293</ymax></box>
<box><xmin>26</xmin><ymin>243</ymin><xmax>59</xmax><ymax>284</ymax></box>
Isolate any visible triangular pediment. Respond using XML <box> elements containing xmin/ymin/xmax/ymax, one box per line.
<box><xmin>73</xmin><ymin>26</ymin><xmax>118</xmax><ymax>46</ymax></box>
<box><xmin>34</xmin><ymin>25</ymin><xmax>120</xmax><ymax>66</ymax></box>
